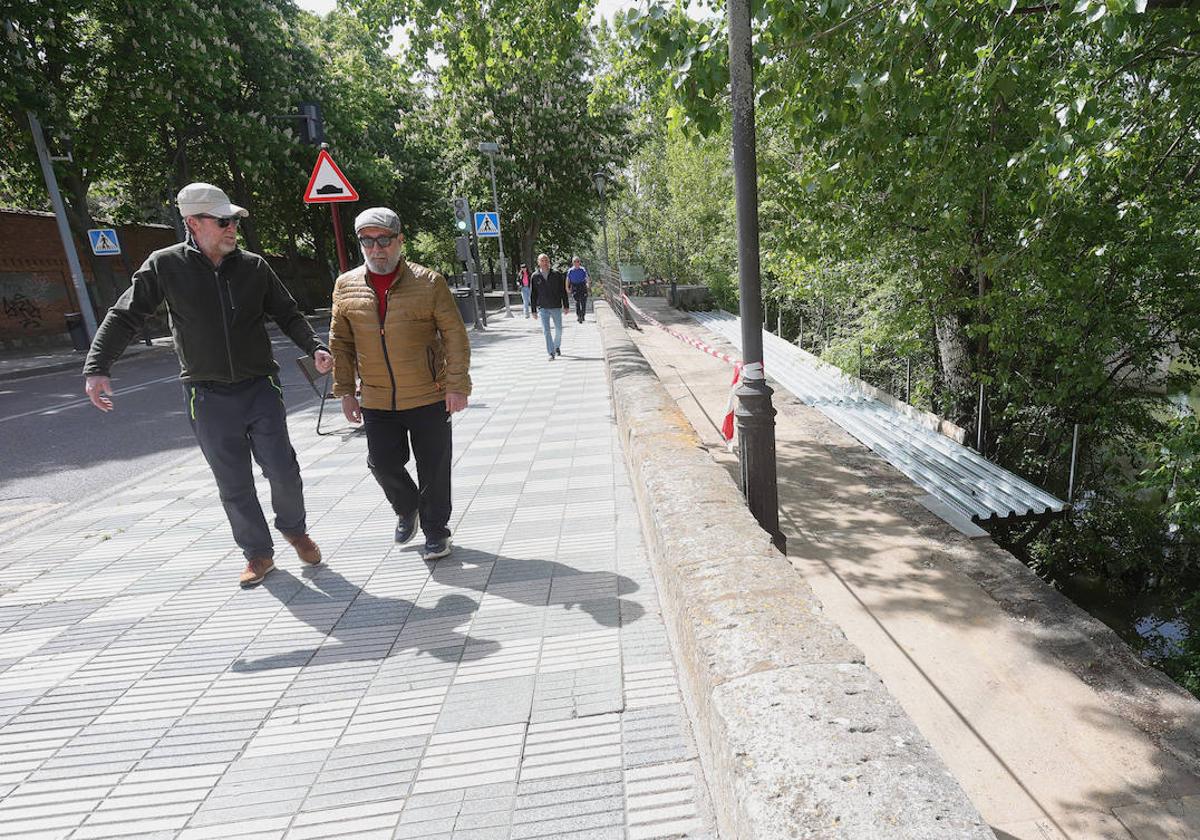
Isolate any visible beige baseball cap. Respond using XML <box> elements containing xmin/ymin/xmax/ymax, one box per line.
<box><xmin>176</xmin><ymin>183</ymin><xmax>248</xmax><ymax>218</ymax></box>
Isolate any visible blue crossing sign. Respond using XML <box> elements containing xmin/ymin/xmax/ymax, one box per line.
<box><xmin>474</xmin><ymin>212</ymin><xmax>500</xmax><ymax>238</ymax></box>
<box><xmin>88</xmin><ymin>228</ymin><xmax>121</xmax><ymax>256</ymax></box>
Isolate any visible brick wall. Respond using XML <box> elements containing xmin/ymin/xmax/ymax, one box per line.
<box><xmin>0</xmin><ymin>210</ymin><xmax>330</xmax><ymax>350</ymax></box>
<box><xmin>0</xmin><ymin>210</ymin><xmax>176</xmax><ymax>350</ymax></box>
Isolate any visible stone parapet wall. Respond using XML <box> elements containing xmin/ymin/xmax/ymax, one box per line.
<box><xmin>595</xmin><ymin>300</ymin><xmax>993</xmax><ymax>839</ymax></box>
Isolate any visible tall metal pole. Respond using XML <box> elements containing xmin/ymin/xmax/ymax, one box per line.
<box><xmin>483</xmin><ymin>151</ymin><xmax>513</xmax><ymax>317</ymax></box>
<box><xmin>1067</xmin><ymin>423</ymin><xmax>1080</xmax><ymax>503</ymax></box>
<box><xmin>728</xmin><ymin>0</ymin><xmax>783</xmax><ymax>551</ymax></box>
<box><xmin>320</xmin><ymin>144</ymin><xmax>350</xmax><ymax>273</ymax></box>
<box><xmin>29</xmin><ymin>111</ymin><xmax>97</xmax><ymax>340</ymax></box>
<box><xmin>600</xmin><ymin>198</ymin><xmax>612</xmax><ymax>311</ymax></box>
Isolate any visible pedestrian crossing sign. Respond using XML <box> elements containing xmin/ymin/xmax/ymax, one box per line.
<box><xmin>474</xmin><ymin>212</ymin><xmax>500</xmax><ymax>237</ymax></box>
<box><xmin>87</xmin><ymin>228</ymin><xmax>121</xmax><ymax>256</ymax></box>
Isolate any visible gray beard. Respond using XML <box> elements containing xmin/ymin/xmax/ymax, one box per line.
<box><xmin>366</xmin><ymin>253</ymin><xmax>401</xmax><ymax>274</ymax></box>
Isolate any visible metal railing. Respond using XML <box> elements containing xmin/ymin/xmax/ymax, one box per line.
<box><xmin>692</xmin><ymin>310</ymin><xmax>1068</xmax><ymax>525</ymax></box>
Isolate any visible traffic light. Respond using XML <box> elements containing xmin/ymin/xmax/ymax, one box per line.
<box><xmin>298</xmin><ymin>102</ymin><xmax>324</xmax><ymax>145</ymax></box>
<box><xmin>455</xmin><ymin>236</ymin><xmax>472</xmax><ymax>264</ymax></box>
<box><xmin>452</xmin><ymin>197</ymin><xmax>472</xmax><ymax>233</ymax></box>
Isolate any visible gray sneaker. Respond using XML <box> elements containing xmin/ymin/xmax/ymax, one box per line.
<box><xmin>395</xmin><ymin>509</ymin><xmax>418</xmax><ymax>544</ymax></box>
<box><xmin>421</xmin><ymin>537</ymin><xmax>452</xmax><ymax>561</ymax></box>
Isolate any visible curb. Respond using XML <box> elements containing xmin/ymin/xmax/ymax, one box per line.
<box><xmin>0</xmin><ymin>358</ymin><xmax>85</xmax><ymax>382</ymax></box>
<box><xmin>596</xmin><ymin>301</ymin><xmax>993</xmax><ymax>839</ymax></box>
<box><xmin>0</xmin><ymin>341</ymin><xmax>175</xmax><ymax>382</ymax></box>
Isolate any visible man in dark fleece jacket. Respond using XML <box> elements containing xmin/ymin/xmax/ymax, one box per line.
<box><xmin>83</xmin><ymin>182</ymin><xmax>333</xmax><ymax>588</ymax></box>
<box><xmin>530</xmin><ymin>252</ymin><xmax>569</xmax><ymax>361</ymax></box>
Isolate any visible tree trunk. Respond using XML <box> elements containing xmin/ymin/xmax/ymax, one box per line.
<box><xmin>226</xmin><ymin>146</ymin><xmax>262</xmax><ymax>254</ymax></box>
<box><xmin>309</xmin><ymin>211</ymin><xmax>334</xmax><ymax>283</ymax></box>
<box><xmin>935</xmin><ymin>266</ymin><xmax>976</xmax><ymax>424</ymax></box>
<box><xmin>519</xmin><ymin>217</ymin><xmax>540</xmax><ymax>269</ymax></box>
<box><xmin>161</xmin><ymin>122</ymin><xmax>190</xmax><ymax>241</ymax></box>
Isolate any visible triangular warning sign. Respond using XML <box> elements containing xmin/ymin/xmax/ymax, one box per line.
<box><xmin>304</xmin><ymin>149</ymin><xmax>359</xmax><ymax>204</ymax></box>
<box><xmin>476</xmin><ymin>214</ymin><xmax>498</xmax><ymax>235</ymax></box>
<box><xmin>95</xmin><ymin>233</ymin><xmax>115</xmax><ymax>250</ymax></box>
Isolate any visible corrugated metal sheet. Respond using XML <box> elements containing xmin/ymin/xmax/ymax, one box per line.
<box><xmin>691</xmin><ymin>310</ymin><xmax>1068</xmax><ymax>524</ymax></box>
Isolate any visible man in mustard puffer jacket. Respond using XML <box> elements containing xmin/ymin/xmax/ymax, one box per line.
<box><xmin>330</xmin><ymin>208</ymin><xmax>471</xmax><ymax>561</ymax></box>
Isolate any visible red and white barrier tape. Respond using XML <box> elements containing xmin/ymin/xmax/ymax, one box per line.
<box><xmin>621</xmin><ymin>294</ymin><xmax>749</xmax><ymax>443</ymax></box>
<box><xmin>622</xmin><ymin>295</ymin><xmax>740</xmax><ymax>366</ymax></box>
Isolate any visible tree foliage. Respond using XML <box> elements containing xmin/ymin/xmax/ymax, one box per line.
<box><xmin>0</xmin><ymin>1</ymin><xmax>446</xmax><ymax>299</ymax></box>
<box><xmin>621</xmin><ymin>0</ymin><xmax>1200</xmax><ymax>694</ymax></box>
<box><xmin>354</xmin><ymin>0</ymin><xmax>636</xmax><ymax>269</ymax></box>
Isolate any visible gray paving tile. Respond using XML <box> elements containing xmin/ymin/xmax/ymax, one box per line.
<box><xmin>0</xmin><ymin>318</ymin><xmax>714</xmax><ymax>839</ymax></box>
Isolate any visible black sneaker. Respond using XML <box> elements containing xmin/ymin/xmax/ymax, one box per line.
<box><xmin>555</xmin><ymin>347</ymin><xmax>561</xmax><ymax>356</ymax></box>
<box><xmin>421</xmin><ymin>536</ymin><xmax>452</xmax><ymax>561</ymax></box>
<box><xmin>548</xmin><ymin>353</ymin><xmax>555</xmax><ymax>361</ymax></box>
<box><xmin>395</xmin><ymin>509</ymin><xmax>418</xmax><ymax>544</ymax></box>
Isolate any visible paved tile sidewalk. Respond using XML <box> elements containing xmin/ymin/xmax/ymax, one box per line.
<box><xmin>0</xmin><ymin>315</ymin><xmax>714</xmax><ymax>839</ymax></box>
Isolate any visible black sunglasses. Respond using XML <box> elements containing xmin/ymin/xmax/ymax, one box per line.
<box><xmin>198</xmin><ymin>214</ymin><xmax>240</xmax><ymax>228</ymax></box>
<box><xmin>358</xmin><ymin>234</ymin><xmax>398</xmax><ymax>249</ymax></box>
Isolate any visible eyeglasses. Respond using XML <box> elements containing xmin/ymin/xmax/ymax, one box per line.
<box><xmin>198</xmin><ymin>214</ymin><xmax>240</xmax><ymax>228</ymax></box>
<box><xmin>358</xmin><ymin>234</ymin><xmax>397</xmax><ymax>249</ymax></box>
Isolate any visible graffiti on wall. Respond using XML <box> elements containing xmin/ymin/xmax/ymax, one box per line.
<box><xmin>0</xmin><ymin>273</ymin><xmax>70</xmax><ymax>343</ymax></box>
<box><xmin>2</xmin><ymin>292</ymin><xmax>43</xmax><ymax>329</ymax></box>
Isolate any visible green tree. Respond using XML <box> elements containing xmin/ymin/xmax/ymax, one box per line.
<box><xmin>357</xmin><ymin>0</ymin><xmax>635</xmax><ymax>269</ymax></box>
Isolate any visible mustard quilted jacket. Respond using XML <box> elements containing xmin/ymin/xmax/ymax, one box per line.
<box><xmin>329</xmin><ymin>261</ymin><xmax>471</xmax><ymax>411</ymax></box>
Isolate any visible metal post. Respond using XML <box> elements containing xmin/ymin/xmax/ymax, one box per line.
<box><xmin>1067</xmin><ymin>423</ymin><xmax>1080</xmax><ymax>503</ymax></box>
<box><xmin>28</xmin><ymin>111</ymin><xmax>97</xmax><ymax>340</ymax></box>
<box><xmin>728</xmin><ymin>0</ymin><xmax>782</xmax><ymax>552</ymax></box>
<box><xmin>857</xmin><ymin>342</ymin><xmax>863</xmax><ymax>379</ymax></box>
<box><xmin>776</xmin><ymin>310</ymin><xmax>782</xmax><ymax>337</ymax></box>
<box><xmin>798</xmin><ymin>316</ymin><xmax>803</xmax><ymax>349</ymax></box>
<box><xmin>906</xmin><ymin>356</ymin><xmax>912</xmax><ymax>403</ymax></box>
<box><xmin>976</xmin><ymin>380</ymin><xmax>985</xmax><ymax>452</ymax></box>
<box><xmin>467</xmin><ymin>257</ymin><xmax>484</xmax><ymax>331</ymax></box>
<box><xmin>320</xmin><ymin>142</ymin><xmax>350</xmax><ymax>274</ymax></box>
<box><xmin>483</xmin><ymin>150</ymin><xmax>512</xmax><ymax>316</ymax></box>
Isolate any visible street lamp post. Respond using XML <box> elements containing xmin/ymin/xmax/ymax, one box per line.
<box><xmin>478</xmin><ymin>141</ymin><xmax>512</xmax><ymax>317</ymax></box>
<box><xmin>592</xmin><ymin>171</ymin><xmax>630</xmax><ymax>327</ymax></box>
<box><xmin>728</xmin><ymin>0</ymin><xmax>783</xmax><ymax>551</ymax></box>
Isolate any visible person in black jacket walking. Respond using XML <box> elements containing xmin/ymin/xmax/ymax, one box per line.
<box><xmin>530</xmin><ymin>253</ymin><xmax>568</xmax><ymax>361</ymax></box>
<box><xmin>83</xmin><ymin>183</ymin><xmax>334</xmax><ymax>588</ymax></box>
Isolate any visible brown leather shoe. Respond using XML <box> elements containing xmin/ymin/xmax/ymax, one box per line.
<box><xmin>240</xmin><ymin>556</ymin><xmax>275</xmax><ymax>587</ymax></box>
<box><xmin>284</xmin><ymin>533</ymin><xmax>322</xmax><ymax>566</ymax></box>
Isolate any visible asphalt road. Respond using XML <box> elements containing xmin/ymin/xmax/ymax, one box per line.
<box><xmin>0</xmin><ymin>325</ymin><xmax>332</xmax><ymax>535</ymax></box>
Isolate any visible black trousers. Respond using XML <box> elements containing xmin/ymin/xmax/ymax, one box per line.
<box><xmin>571</xmin><ymin>285</ymin><xmax>588</xmax><ymax>321</ymax></box>
<box><xmin>362</xmin><ymin>400</ymin><xmax>452</xmax><ymax>541</ymax></box>
<box><xmin>184</xmin><ymin>375</ymin><xmax>306</xmax><ymax>559</ymax></box>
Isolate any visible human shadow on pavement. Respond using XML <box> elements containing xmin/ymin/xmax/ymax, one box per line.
<box><xmin>230</xmin><ymin>566</ymin><xmax>500</xmax><ymax>672</ymax></box>
<box><xmin>423</xmin><ymin>545</ymin><xmax>645</xmax><ymax>629</ymax></box>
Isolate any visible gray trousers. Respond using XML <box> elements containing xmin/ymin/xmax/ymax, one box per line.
<box><xmin>184</xmin><ymin>375</ymin><xmax>306</xmax><ymax>559</ymax></box>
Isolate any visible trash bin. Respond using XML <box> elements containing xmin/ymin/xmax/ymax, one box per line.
<box><xmin>453</xmin><ymin>289</ymin><xmax>476</xmax><ymax>325</ymax></box>
<box><xmin>65</xmin><ymin>312</ymin><xmax>89</xmax><ymax>352</ymax></box>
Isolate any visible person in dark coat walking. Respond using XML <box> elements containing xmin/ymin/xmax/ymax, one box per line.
<box><xmin>83</xmin><ymin>183</ymin><xmax>332</xmax><ymax>588</ymax></box>
<box><xmin>530</xmin><ymin>253</ymin><xmax>568</xmax><ymax>361</ymax></box>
